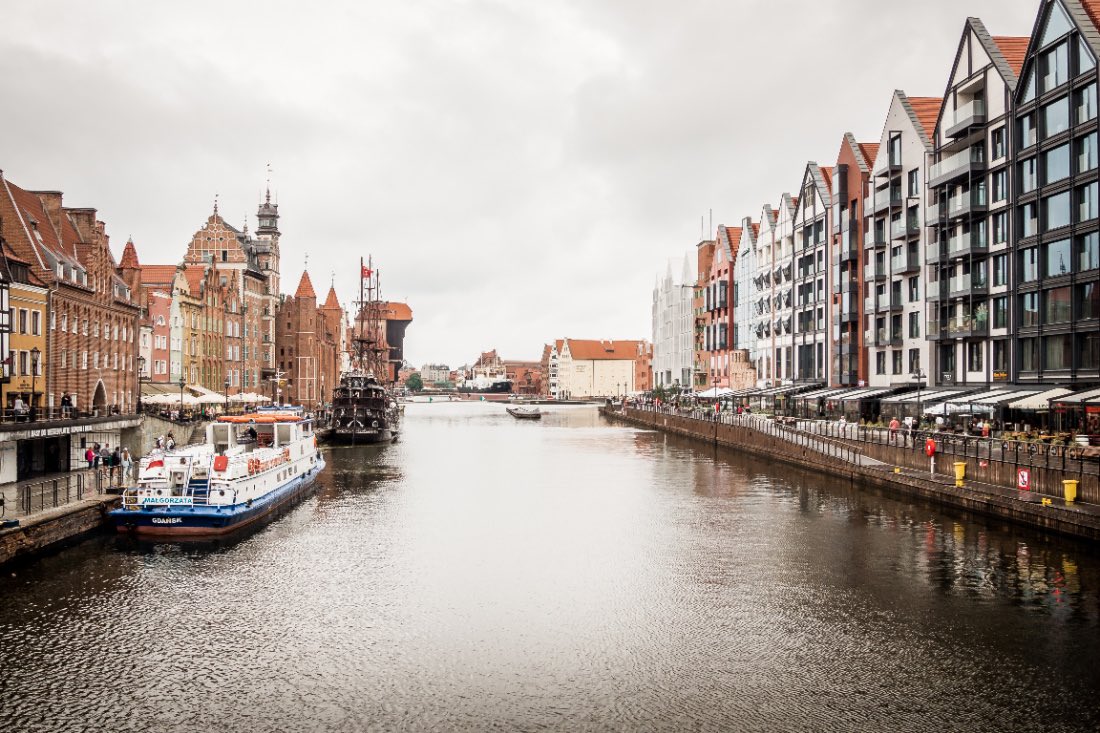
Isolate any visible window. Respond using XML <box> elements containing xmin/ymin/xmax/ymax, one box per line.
<box><xmin>1042</xmin><ymin>143</ymin><xmax>1071</xmax><ymax>184</ymax></box>
<box><xmin>1077</xmin><ymin>132</ymin><xmax>1098</xmax><ymax>173</ymax></box>
<box><xmin>1042</xmin><ymin>2</ymin><xmax>1073</xmax><ymax>46</ymax></box>
<box><xmin>81</xmin><ymin>351</ymin><xmax>88</xmax><ymax>369</ymax></box>
<box><xmin>907</xmin><ymin>169</ymin><xmax>919</xmax><ymax>197</ymax></box>
<box><xmin>1022</xmin><ymin>247</ymin><xmax>1041</xmax><ymax>282</ymax></box>
<box><xmin>1019</xmin><ymin>113</ymin><xmax>1037</xmax><ymax>148</ymax></box>
<box><xmin>1021</xmin><ymin>292</ymin><xmax>1040</xmax><ymax>326</ymax></box>
<box><xmin>992</xmin><ymin>254</ymin><xmax>1007</xmax><ymax>286</ymax></box>
<box><xmin>1040</xmin><ymin>42</ymin><xmax>1070</xmax><ymax>94</ymax></box>
<box><xmin>18</xmin><ymin>351</ymin><xmax>27</xmax><ymax>376</ymax></box>
<box><xmin>1080</xmin><ymin>182</ymin><xmax>1100</xmax><ymax>223</ymax></box>
<box><xmin>993</xmin><ymin>340</ymin><xmax>1009</xmax><ymax>371</ymax></box>
<box><xmin>1045</xmin><ymin>334</ymin><xmax>1073</xmax><ymax>370</ymax></box>
<box><xmin>909</xmin><ymin>311</ymin><xmax>920</xmax><ymax>338</ymax></box>
<box><xmin>1045</xmin><ymin>286</ymin><xmax>1073</xmax><ymax>323</ymax></box>
<box><xmin>908</xmin><ymin>277</ymin><xmax>919</xmax><ymax>302</ymax></box>
<box><xmin>993</xmin><ymin>296</ymin><xmax>1008</xmax><ymax>329</ymax></box>
<box><xmin>892</xmin><ymin>350</ymin><xmax>902</xmax><ymax>375</ymax></box>
<box><xmin>992</xmin><ymin>169</ymin><xmax>1007</xmax><ymax>202</ymax></box>
<box><xmin>1041</xmin><ymin>97</ymin><xmax>1070</xmax><ymax>140</ymax></box>
<box><xmin>1076</xmin><ymin>84</ymin><xmax>1098</xmax><ymax>125</ymax></box>
<box><xmin>31</xmin><ymin>311</ymin><xmax>40</xmax><ymax>336</ymax></box>
<box><xmin>967</xmin><ymin>342</ymin><xmax>984</xmax><ymax>372</ymax></box>
<box><xmin>61</xmin><ymin>314</ymin><xmax>67</xmax><ymax>332</ymax></box>
<box><xmin>1045</xmin><ymin>238</ymin><xmax>1073</xmax><ymax>277</ymax></box>
<box><xmin>1020</xmin><ymin>202</ymin><xmax>1038</xmax><ymax>238</ymax></box>
<box><xmin>92</xmin><ymin>353</ymin><xmax>99</xmax><ymax>369</ymax></box>
<box><xmin>1075</xmin><ymin>331</ymin><xmax>1100</xmax><ymax>372</ymax></box>
<box><xmin>1020</xmin><ymin>337</ymin><xmax>1040</xmax><ymax>371</ymax></box>
<box><xmin>1079</xmin><ymin>282</ymin><xmax>1100</xmax><ymax>319</ymax></box>
<box><xmin>17</xmin><ymin>309</ymin><xmax>27</xmax><ymax>334</ymax></box>
<box><xmin>992</xmin><ymin>127</ymin><xmax>1006</xmax><ymax>159</ymax></box>
<box><xmin>1019</xmin><ymin>155</ymin><xmax>1038</xmax><ymax>190</ymax></box>
<box><xmin>1079</xmin><ymin>232</ymin><xmax>1100</xmax><ymax>271</ymax></box>
<box><xmin>1042</xmin><ymin>191</ymin><xmax>1071</xmax><ymax>231</ymax></box>
<box><xmin>1080</xmin><ymin>37</ymin><xmax>1097</xmax><ymax>75</ymax></box>
<box><xmin>993</xmin><ymin>212</ymin><xmax>1008</xmax><ymax>244</ymax></box>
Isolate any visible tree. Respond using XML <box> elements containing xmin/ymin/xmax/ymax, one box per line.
<box><xmin>406</xmin><ymin>373</ymin><xmax>424</xmax><ymax>391</ymax></box>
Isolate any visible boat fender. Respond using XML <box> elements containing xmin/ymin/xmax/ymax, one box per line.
<box><xmin>372</xmin><ymin>420</ymin><xmax>379</xmax><ymax>428</ymax></box>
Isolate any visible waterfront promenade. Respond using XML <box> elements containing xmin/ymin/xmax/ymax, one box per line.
<box><xmin>606</xmin><ymin>404</ymin><xmax>1100</xmax><ymax>540</ymax></box>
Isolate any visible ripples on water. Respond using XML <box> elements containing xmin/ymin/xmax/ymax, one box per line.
<box><xmin>1</xmin><ymin>402</ymin><xmax>1098</xmax><ymax>732</ymax></box>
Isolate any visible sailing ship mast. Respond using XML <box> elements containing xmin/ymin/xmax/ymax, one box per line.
<box><xmin>353</xmin><ymin>256</ymin><xmax>389</xmax><ymax>381</ymax></box>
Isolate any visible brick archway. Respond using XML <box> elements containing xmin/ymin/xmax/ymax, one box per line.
<box><xmin>92</xmin><ymin>380</ymin><xmax>107</xmax><ymax>411</ymax></box>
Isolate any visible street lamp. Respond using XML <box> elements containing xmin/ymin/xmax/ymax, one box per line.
<box><xmin>912</xmin><ymin>368</ymin><xmax>926</xmax><ymax>429</ymax></box>
<box><xmin>136</xmin><ymin>355</ymin><xmax>146</xmax><ymax>414</ymax></box>
<box><xmin>178</xmin><ymin>376</ymin><xmax>186</xmax><ymax>420</ymax></box>
<box><xmin>30</xmin><ymin>346</ymin><xmax>40</xmax><ymax>422</ymax></box>
<box><xmin>224</xmin><ymin>375</ymin><xmax>230</xmax><ymax>415</ymax></box>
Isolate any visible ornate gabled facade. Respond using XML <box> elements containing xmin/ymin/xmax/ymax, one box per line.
<box><xmin>275</xmin><ymin>272</ymin><xmax>344</xmax><ymax>408</ymax></box>
<box><xmin>0</xmin><ymin>173</ymin><xmax>141</xmax><ymax>416</ymax></box>
<box><xmin>791</xmin><ymin>163</ymin><xmax>833</xmax><ymax>384</ymax></box>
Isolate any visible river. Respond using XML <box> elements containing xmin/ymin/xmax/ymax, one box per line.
<box><xmin>1</xmin><ymin>402</ymin><xmax>1099</xmax><ymax>732</ymax></box>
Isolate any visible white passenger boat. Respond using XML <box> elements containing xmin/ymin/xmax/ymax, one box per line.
<box><xmin>111</xmin><ymin>412</ymin><xmax>326</xmax><ymax>537</ymax></box>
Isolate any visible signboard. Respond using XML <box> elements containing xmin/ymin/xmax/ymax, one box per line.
<box><xmin>1017</xmin><ymin>468</ymin><xmax>1031</xmax><ymax>491</ymax></box>
<box><xmin>992</xmin><ymin>371</ymin><xmax>1009</xmax><ymax>382</ymax></box>
<box><xmin>138</xmin><ymin>495</ymin><xmax>193</xmax><ymax>506</ymax></box>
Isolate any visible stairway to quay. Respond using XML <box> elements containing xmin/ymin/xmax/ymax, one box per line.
<box><xmin>603</xmin><ymin>405</ymin><xmax>1100</xmax><ymax>542</ymax></box>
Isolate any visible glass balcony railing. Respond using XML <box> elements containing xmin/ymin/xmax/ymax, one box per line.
<box><xmin>864</xmin><ymin>227</ymin><xmax>887</xmax><ymax>247</ymax></box>
<box><xmin>947</xmin><ymin>188</ymin><xmax>988</xmax><ymax>218</ymax></box>
<box><xmin>948</xmin><ymin>273</ymin><xmax>989</xmax><ymax>295</ymax></box>
<box><xmin>946</xmin><ymin>230</ymin><xmax>989</xmax><ymax>256</ymax></box>
<box><xmin>948</xmin><ymin>99</ymin><xmax>986</xmax><ymax>131</ymax></box>
<box><xmin>864</xmin><ymin>261</ymin><xmax>887</xmax><ymax>280</ymax></box>
<box><xmin>891</xmin><ymin>252</ymin><xmax>920</xmax><ymax>272</ymax></box>
<box><xmin>929</xmin><ymin>146</ymin><xmax>986</xmax><ymax>184</ymax></box>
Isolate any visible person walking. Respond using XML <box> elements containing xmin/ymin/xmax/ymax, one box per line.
<box><xmin>110</xmin><ymin>446</ymin><xmax>121</xmax><ymax>485</ymax></box>
<box><xmin>889</xmin><ymin>417</ymin><xmax>900</xmax><ymax>445</ymax></box>
<box><xmin>166</xmin><ymin>433</ymin><xmax>176</xmax><ymax>451</ymax></box>
<box><xmin>85</xmin><ymin>445</ymin><xmax>95</xmax><ymax>469</ymax></box>
<box><xmin>121</xmin><ymin>448</ymin><xmax>133</xmax><ymax>485</ymax></box>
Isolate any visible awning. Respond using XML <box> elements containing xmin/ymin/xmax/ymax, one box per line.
<box><xmin>694</xmin><ymin>387</ymin><xmax>724</xmax><ymax>399</ymax></box>
<box><xmin>880</xmin><ymin>388</ymin><xmax>972</xmax><ymax>405</ymax></box>
<box><xmin>793</xmin><ymin>387</ymin><xmax>849</xmax><ymax>401</ymax></box>
<box><xmin>936</xmin><ymin>389</ymin><xmax>1039</xmax><ymax>414</ymax></box>
<box><xmin>1052</xmin><ymin>386</ymin><xmax>1100</xmax><ymax>406</ymax></box>
<box><xmin>1008</xmin><ymin>387</ymin><xmax>1073</xmax><ymax>410</ymax></box>
<box><xmin>840</xmin><ymin>387</ymin><xmax>898</xmax><ymax>403</ymax></box>
<box><xmin>728</xmin><ymin>388</ymin><xmax>761</xmax><ymax>398</ymax></box>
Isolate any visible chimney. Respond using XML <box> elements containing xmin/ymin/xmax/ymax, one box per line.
<box><xmin>30</xmin><ymin>190</ymin><xmax>64</xmax><ymax>240</ymax></box>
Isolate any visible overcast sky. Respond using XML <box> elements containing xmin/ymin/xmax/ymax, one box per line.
<box><xmin>1</xmin><ymin>0</ymin><xmax>1039</xmax><ymax>367</ymax></box>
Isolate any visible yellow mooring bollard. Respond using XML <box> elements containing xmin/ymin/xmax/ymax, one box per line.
<box><xmin>1063</xmin><ymin>479</ymin><xmax>1079</xmax><ymax>504</ymax></box>
<box><xmin>953</xmin><ymin>462</ymin><xmax>966</xmax><ymax>488</ymax></box>
<box><xmin>894</xmin><ymin>466</ymin><xmax>901</xmax><ymax>474</ymax></box>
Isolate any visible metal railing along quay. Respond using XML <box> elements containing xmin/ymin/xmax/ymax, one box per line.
<box><xmin>615</xmin><ymin>404</ymin><xmax>1099</xmax><ymax>502</ymax></box>
<box><xmin>2</xmin><ymin>469</ymin><xmax>122</xmax><ymax>520</ymax></box>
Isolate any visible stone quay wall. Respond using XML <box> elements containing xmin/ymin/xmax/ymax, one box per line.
<box><xmin>604</xmin><ymin>407</ymin><xmax>1100</xmax><ymax>542</ymax></box>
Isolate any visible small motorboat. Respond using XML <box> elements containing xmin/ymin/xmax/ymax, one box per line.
<box><xmin>506</xmin><ymin>406</ymin><xmax>542</xmax><ymax>420</ymax></box>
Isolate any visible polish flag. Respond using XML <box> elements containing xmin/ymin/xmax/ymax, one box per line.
<box><xmin>362</xmin><ymin>266</ymin><xmax>373</xmax><ymax>278</ymax></box>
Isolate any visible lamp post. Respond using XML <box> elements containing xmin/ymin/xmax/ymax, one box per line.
<box><xmin>30</xmin><ymin>346</ymin><xmax>40</xmax><ymax>422</ymax></box>
<box><xmin>912</xmin><ymin>368</ymin><xmax>926</xmax><ymax>429</ymax></box>
<box><xmin>224</xmin><ymin>375</ymin><xmax>230</xmax><ymax>415</ymax></box>
<box><xmin>136</xmin><ymin>355</ymin><xmax>146</xmax><ymax>414</ymax></box>
<box><xmin>178</xmin><ymin>376</ymin><xmax>186</xmax><ymax>420</ymax></box>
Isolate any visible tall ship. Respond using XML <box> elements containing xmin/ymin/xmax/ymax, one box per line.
<box><xmin>111</xmin><ymin>410</ymin><xmax>326</xmax><ymax>537</ymax></box>
<box><xmin>326</xmin><ymin>257</ymin><xmax>402</xmax><ymax>444</ymax></box>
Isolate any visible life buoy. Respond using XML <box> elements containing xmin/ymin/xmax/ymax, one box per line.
<box><xmin>924</xmin><ymin>438</ymin><xmax>937</xmax><ymax>457</ymax></box>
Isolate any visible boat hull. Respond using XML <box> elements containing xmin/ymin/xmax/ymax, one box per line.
<box><xmin>325</xmin><ymin>427</ymin><xmax>396</xmax><ymax>444</ymax></box>
<box><xmin>110</xmin><ymin>457</ymin><xmax>327</xmax><ymax>537</ymax></box>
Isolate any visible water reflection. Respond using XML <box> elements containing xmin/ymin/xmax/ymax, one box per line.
<box><xmin>0</xmin><ymin>402</ymin><xmax>1097</xmax><ymax>732</ymax></box>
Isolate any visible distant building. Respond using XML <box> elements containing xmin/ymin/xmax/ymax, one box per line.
<box><xmin>421</xmin><ymin>364</ymin><xmax>451</xmax><ymax>385</ymax></box>
<box><xmin>274</xmin><ymin>271</ymin><xmax>344</xmax><ymax>408</ymax></box>
<box><xmin>549</xmin><ymin>339</ymin><xmax>650</xmax><ymax>398</ymax></box>
<box><xmin>651</xmin><ymin>253</ymin><xmax>695</xmax><ymax>389</ymax></box>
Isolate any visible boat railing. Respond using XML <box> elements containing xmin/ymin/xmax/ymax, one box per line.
<box><xmin>122</xmin><ymin>485</ymin><xmax>237</xmax><ymax>509</ymax></box>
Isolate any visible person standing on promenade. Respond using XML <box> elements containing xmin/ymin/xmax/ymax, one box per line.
<box><xmin>889</xmin><ymin>417</ymin><xmax>900</xmax><ymax>445</ymax></box>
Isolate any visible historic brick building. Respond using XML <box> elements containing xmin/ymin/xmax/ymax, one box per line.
<box><xmin>274</xmin><ymin>272</ymin><xmax>344</xmax><ymax>408</ymax></box>
<box><xmin>182</xmin><ymin>196</ymin><xmax>278</xmax><ymax>394</ymax></box>
<box><xmin>0</xmin><ymin>172</ymin><xmax>141</xmax><ymax>415</ymax></box>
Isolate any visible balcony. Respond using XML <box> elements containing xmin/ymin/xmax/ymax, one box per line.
<box><xmin>873</xmin><ymin>187</ymin><xmax>902</xmax><ymax>214</ymax></box>
<box><xmin>948</xmin><ymin>273</ymin><xmax>989</xmax><ymax>298</ymax></box>
<box><xmin>888</xmin><ymin>328</ymin><xmax>904</xmax><ymax>346</ymax></box>
<box><xmin>865</xmin><ymin>328</ymin><xmax>882</xmax><ymax>347</ymax></box>
<box><xmin>875</xmin><ymin>155</ymin><xmax>903</xmax><ymax>178</ymax></box>
<box><xmin>925</xmin><ymin>202</ymin><xmax>941</xmax><ymax>226</ymax></box>
<box><xmin>929</xmin><ymin>145</ymin><xmax>986</xmax><ymax>187</ymax></box>
<box><xmin>941</xmin><ymin>313</ymin><xmax>990</xmax><ymax>338</ymax></box>
<box><xmin>832</xmin><ymin>209</ymin><xmax>850</xmax><ymax>235</ymax></box>
<box><xmin>864</xmin><ymin>296</ymin><xmax>881</xmax><ymax>314</ymax></box>
<box><xmin>832</xmin><ymin>237</ymin><xmax>859</xmax><ymax>265</ymax></box>
<box><xmin>947</xmin><ymin>189</ymin><xmax>988</xmax><ymax>220</ymax></box>
<box><xmin>864</xmin><ymin>260</ymin><xmax>887</xmax><ymax>281</ymax></box>
<box><xmin>946</xmin><ymin>230</ymin><xmax>989</xmax><ymax>258</ymax></box>
<box><xmin>891</xmin><ymin>214</ymin><xmax>921</xmax><ymax>240</ymax></box>
<box><xmin>888</xmin><ymin>292</ymin><xmax>905</xmax><ymax>312</ymax></box>
<box><xmin>864</xmin><ymin>227</ymin><xmax>888</xmax><ymax>248</ymax></box>
<box><xmin>946</xmin><ymin>99</ymin><xmax>986</xmax><ymax>138</ymax></box>
<box><xmin>891</xmin><ymin>251</ymin><xmax>921</xmax><ymax>274</ymax></box>
<box><xmin>927</xmin><ymin>281</ymin><xmax>946</xmax><ymax>301</ymax></box>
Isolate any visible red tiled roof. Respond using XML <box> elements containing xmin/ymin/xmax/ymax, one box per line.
<box><xmin>1078</xmin><ymin>1</ymin><xmax>1100</xmax><ymax>35</ymax></box>
<box><xmin>858</xmin><ymin>143</ymin><xmax>880</xmax><ymax>169</ymax></box>
<box><xmin>119</xmin><ymin>238</ymin><xmax>140</xmax><ymax>269</ymax></box>
<box><xmin>819</xmin><ymin>166</ymin><xmax>833</xmax><ymax>191</ymax></box>
<box><xmin>182</xmin><ymin>265</ymin><xmax>206</xmax><ymax>294</ymax></box>
<box><xmin>294</xmin><ymin>270</ymin><xmax>316</xmax><ymax>299</ymax></box>
<box><xmin>992</xmin><ymin>36</ymin><xmax>1029</xmax><ymax>75</ymax></box>
<box><xmin>3</xmin><ymin>179</ymin><xmax>65</xmax><ymax>259</ymax></box>
<box><xmin>380</xmin><ymin>301</ymin><xmax>412</xmax><ymax>320</ymax></box>
<box><xmin>323</xmin><ymin>285</ymin><xmax>341</xmax><ymax>310</ymax></box>
<box><xmin>566</xmin><ymin>339</ymin><xmax>645</xmax><ymax>361</ymax></box>
<box><xmin>908</xmin><ymin>96</ymin><xmax>943</xmax><ymax>139</ymax></box>
<box><xmin>751</xmin><ymin>223</ymin><xmax>760</xmax><ymax>237</ymax></box>
<box><xmin>139</xmin><ymin>265</ymin><xmax>178</xmax><ymax>287</ymax></box>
